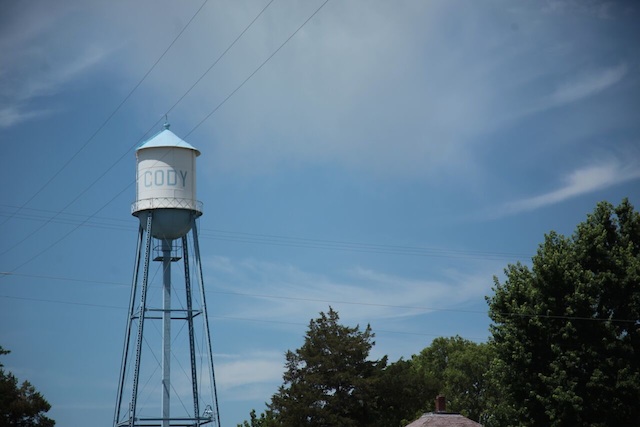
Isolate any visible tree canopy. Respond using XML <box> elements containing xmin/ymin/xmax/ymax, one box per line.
<box><xmin>486</xmin><ymin>199</ymin><xmax>640</xmax><ymax>426</ymax></box>
<box><xmin>0</xmin><ymin>346</ymin><xmax>55</xmax><ymax>427</ymax></box>
<box><xmin>267</xmin><ymin>307</ymin><xmax>383</xmax><ymax>426</ymax></box>
<box><xmin>412</xmin><ymin>336</ymin><xmax>493</xmax><ymax>422</ymax></box>
<box><xmin>240</xmin><ymin>309</ymin><xmax>472</xmax><ymax>427</ymax></box>
<box><xmin>239</xmin><ymin>198</ymin><xmax>640</xmax><ymax>427</ymax></box>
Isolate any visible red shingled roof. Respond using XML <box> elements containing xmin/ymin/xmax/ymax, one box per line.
<box><xmin>404</xmin><ymin>412</ymin><xmax>482</xmax><ymax>427</ymax></box>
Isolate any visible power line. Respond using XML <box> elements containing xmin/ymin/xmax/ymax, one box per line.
<box><xmin>4</xmin><ymin>0</ymin><xmax>275</xmax><ymax>241</ymax></box>
<box><xmin>185</xmin><ymin>0</ymin><xmax>331</xmax><ymax>138</ymax></box>
<box><xmin>2</xmin><ymin>175</ymin><xmax>134</xmax><ymax>273</ymax></box>
<box><xmin>0</xmin><ymin>271</ymin><xmax>128</xmax><ymax>287</ymax></box>
<box><xmin>0</xmin><ymin>294</ymin><xmax>125</xmax><ymax>310</ymax></box>
<box><xmin>2</xmin><ymin>272</ymin><xmax>637</xmax><ymax>324</ymax></box>
<box><xmin>0</xmin><ymin>294</ymin><xmax>478</xmax><ymax>340</ymax></box>
<box><xmin>0</xmin><ymin>0</ymin><xmax>280</xmax><ymax>268</ymax></box>
<box><xmin>0</xmin><ymin>0</ymin><xmax>213</xmax><ymax>257</ymax></box>
<box><xmin>0</xmin><ymin>1</ymin><xmax>332</xmax><ymax>272</ymax></box>
<box><xmin>0</xmin><ymin>205</ymin><xmax>132</xmax><ymax>231</ymax></box>
<box><xmin>0</xmin><ymin>204</ymin><xmax>533</xmax><ymax>261</ymax></box>
<box><xmin>0</xmin><ymin>139</ymin><xmax>139</xmax><ymax>259</ymax></box>
<box><xmin>0</xmin><ymin>0</ymin><xmax>211</xmax><ymax>228</ymax></box>
<box><xmin>1</xmin><ymin>271</ymin><xmax>488</xmax><ymax>318</ymax></box>
<box><xmin>161</xmin><ymin>0</ymin><xmax>276</xmax><ymax>125</ymax></box>
<box><xmin>200</xmin><ymin>228</ymin><xmax>532</xmax><ymax>260</ymax></box>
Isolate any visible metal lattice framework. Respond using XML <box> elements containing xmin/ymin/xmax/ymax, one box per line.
<box><xmin>131</xmin><ymin>198</ymin><xmax>204</xmax><ymax>215</ymax></box>
<box><xmin>113</xmin><ymin>211</ymin><xmax>220</xmax><ymax>427</ymax></box>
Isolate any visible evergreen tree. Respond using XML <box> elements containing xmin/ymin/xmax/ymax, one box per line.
<box><xmin>0</xmin><ymin>346</ymin><xmax>55</xmax><ymax>427</ymax></box>
<box><xmin>486</xmin><ymin>199</ymin><xmax>640</xmax><ymax>426</ymax></box>
<box><xmin>237</xmin><ymin>408</ymin><xmax>277</xmax><ymax>427</ymax></box>
<box><xmin>267</xmin><ymin>308</ymin><xmax>383</xmax><ymax>426</ymax></box>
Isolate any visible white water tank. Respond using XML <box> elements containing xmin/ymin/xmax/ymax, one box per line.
<box><xmin>132</xmin><ymin>124</ymin><xmax>202</xmax><ymax>240</ymax></box>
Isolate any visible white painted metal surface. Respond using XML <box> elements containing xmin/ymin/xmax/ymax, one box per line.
<box><xmin>132</xmin><ymin>125</ymin><xmax>202</xmax><ymax>239</ymax></box>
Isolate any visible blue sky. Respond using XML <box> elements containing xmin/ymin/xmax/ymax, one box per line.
<box><xmin>1</xmin><ymin>0</ymin><xmax>639</xmax><ymax>425</ymax></box>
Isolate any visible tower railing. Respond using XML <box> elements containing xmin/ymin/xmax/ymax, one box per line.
<box><xmin>131</xmin><ymin>198</ymin><xmax>203</xmax><ymax>214</ymax></box>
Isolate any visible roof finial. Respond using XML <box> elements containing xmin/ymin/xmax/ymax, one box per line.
<box><xmin>163</xmin><ymin>115</ymin><xmax>170</xmax><ymax>130</ymax></box>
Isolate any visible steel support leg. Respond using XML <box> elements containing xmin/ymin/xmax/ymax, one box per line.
<box><xmin>129</xmin><ymin>213</ymin><xmax>154</xmax><ymax>427</ymax></box>
<box><xmin>161</xmin><ymin>239</ymin><xmax>172</xmax><ymax>427</ymax></box>
<box><xmin>182</xmin><ymin>234</ymin><xmax>200</xmax><ymax>423</ymax></box>
<box><xmin>114</xmin><ymin>222</ymin><xmax>144</xmax><ymax>426</ymax></box>
<box><xmin>192</xmin><ymin>219</ymin><xmax>220</xmax><ymax>426</ymax></box>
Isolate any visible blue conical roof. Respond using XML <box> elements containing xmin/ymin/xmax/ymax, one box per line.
<box><xmin>137</xmin><ymin>125</ymin><xmax>200</xmax><ymax>156</ymax></box>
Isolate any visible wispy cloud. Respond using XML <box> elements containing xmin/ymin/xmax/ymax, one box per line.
<box><xmin>15</xmin><ymin>1</ymin><xmax>624</xmax><ymax>183</ymax></box>
<box><xmin>0</xmin><ymin>106</ymin><xmax>55</xmax><ymax>128</ymax></box>
<box><xmin>510</xmin><ymin>64</ymin><xmax>629</xmax><ymax>121</ymax></box>
<box><xmin>207</xmin><ymin>256</ymin><xmax>496</xmax><ymax>325</ymax></box>
<box><xmin>0</xmin><ymin>5</ymin><xmax>110</xmax><ymax>129</ymax></box>
<box><xmin>134</xmin><ymin>350</ymin><xmax>284</xmax><ymax>402</ymax></box>
<box><xmin>543</xmin><ymin>0</ymin><xmax>618</xmax><ymax>19</ymax></box>
<box><xmin>497</xmin><ymin>156</ymin><xmax>640</xmax><ymax>217</ymax></box>
<box><xmin>215</xmin><ymin>351</ymin><xmax>284</xmax><ymax>397</ymax></box>
<box><xmin>17</xmin><ymin>45</ymin><xmax>108</xmax><ymax>101</ymax></box>
<box><xmin>0</xmin><ymin>46</ymin><xmax>109</xmax><ymax>129</ymax></box>
<box><xmin>549</xmin><ymin>64</ymin><xmax>627</xmax><ymax>106</ymax></box>
<box><xmin>203</xmin><ymin>256</ymin><xmax>499</xmax><ymax>397</ymax></box>
<box><xmin>110</xmin><ymin>1</ymin><xmax>524</xmax><ymax>179</ymax></box>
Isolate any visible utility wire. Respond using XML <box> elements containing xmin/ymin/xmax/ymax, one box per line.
<box><xmin>0</xmin><ymin>0</ymin><xmax>279</xmax><ymax>267</ymax></box>
<box><xmin>0</xmin><ymin>294</ymin><xmax>124</xmax><ymax>310</ymax></box>
<box><xmin>161</xmin><ymin>0</ymin><xmax>276</xmax><ymax>124</ymax></box>
<box><xmin>2</xmin><ymin>273</ymin><xmax>637</xmax><ymax>324</ymax></box>
<box><xmin>0</xmin><ymin>0</ymin><xmax>212</xmax><ymax>257</ymax></box>
<box><xmin>0</xmin><ymin>205</ymin><xmax>133</xmax><ymax>231</ymax></box>
<box><xmin>0</xmin><ymin>205</ymin><xmax>533</xmax><ymax>261</ymax></box>
<box><xmin>0</xmin><ymin>0</ymin><xmax>327</xmax><ymax>272</ymax></box>
<box><xmin>200</xmin><ymin>230</ymin><xmax>531</xmax><ymax>260</ymax></box>
<box><xmin>0</xmin><ymin>0</ymin><xmax>211</xmax><ymax>228</ymax></box>
<box><xmin>185</xmin><ymin>0</ymin><xmax>330</xmax><ymax>138</ymax></box>
<box><xmin>2</xmin><ymin>174</ymin><xmax>134</xmax><ymax>273</ymax></box>
<box><xmin>2</xmin><ymin>0</ymin><xmax>273</xmax><ymax>243</ymax></box>
<box><xmin>0</xmin><ymin>146</ymin><xmax>139</xmax><ymax>259</ymax></box>
<box><xmin>1</xmin><ymin>271</ymin><xmax>486</xmax><ymax>316</ymax></box>
<box><xmin>0</xmin><ymin>294</ymin><xmax>485</xmax><ymax>340</ymax></box>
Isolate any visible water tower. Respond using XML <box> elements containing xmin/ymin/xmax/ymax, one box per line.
<box><xmin>114</xmin><ymin>124</ymin><xmax>220</xmax><ymax>427</ymax></box>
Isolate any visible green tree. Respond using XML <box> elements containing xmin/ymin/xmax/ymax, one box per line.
<box><xmin>374</xmin><ymin>358</ymin><xmax>435</xmax><ymax>427</ymax></box>
<box><xmin>240</xmin><ymin>310</ymin><xmax>433</xmax><ymax>427</ymax></box>
<box><xmin>0</xmin><ymin>346</ymin><xmax>55</xmax><ymax>427</ymax></box>
<box><xmin>267</xmin><ymin>308</ymin><xmax>384</xmax><ymax>426</ymax></box>
<box><xmin>411</xmin><ymin>336</ymin><xmax>493</xmax><ymax>421</ymax></box>
<box><xmin>486</xmin><ymin>199</ymin><xmax>640</xmax><ymax>426</ymax></box>
<box><xmin>237</xmin><ymin>408</ymin><xmax>277</xmax><ymax>427</ymax></box>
